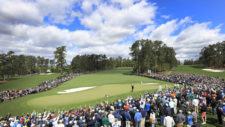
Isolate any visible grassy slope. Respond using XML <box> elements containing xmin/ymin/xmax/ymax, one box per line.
<box><xmin>172</xmin><ymin>65</ymin><xmax>225</xmax><ymax>79</ymax></box>
<box><xmin>0</xmin><ymin>74</ymin><xmax>60</xmax><ymax>91</ymax></box>
<box><xmin>0</xmin><ymin>67</ymin><xmax>172</xmax><ymax>116</ymax></box>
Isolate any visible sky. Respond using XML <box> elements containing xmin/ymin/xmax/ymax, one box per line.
<box><xmin>0</xmin><ymin>0</ymin><xmax>225</xmax><ymax>63</ymax></box>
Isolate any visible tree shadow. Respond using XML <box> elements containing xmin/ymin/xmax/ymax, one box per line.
<box><xmin>0</xmin><ymin>77</ymin><xmax>21</xmax><ymax>84</ymax></box>
<box><xmin>122</xmin><ymin>71</ymin><xmax>136</xmax><ymax>75</ymax></box>
<box><xmin>190</xmin><ymin>64</ymin><xmax>206</xmax><ymax>69</ymax></box>
<box><xmin>204</xmin><ymin>115</ymin><xmax>223</xmax><ymax>127</ymax></box>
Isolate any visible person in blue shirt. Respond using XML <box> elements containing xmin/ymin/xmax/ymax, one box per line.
<box><xmin>124</xmin><ymin>110</ymin><xmax>131</xmax><ymax>127</ymax></box>
<box><xmin>65</xmin><ymin>116</ymin><xmax>69</xmax><ymax>126</ymax></box>
<box><xmin>145</xmin><ymin>103</ymin><xmax>150</xmax><ymax>111</ymax></box>
<box><xmin>134</xmin><ymin>110</ymin><xmax>142</xmax><ymax>127</ymax></box>
<box><xmin>140</xmin><ymin>108</ymin><xmax>146</xmax><ymax>127</ymax></box>
<box><xmin>145</xmin><ymin>102</ymin><xmax>151</xmax><ymax>118</ymax></box>
<box><xmin>187</xmin><ymin>111</ymin><xmax>193</xmax><ymax>127</ymax></box>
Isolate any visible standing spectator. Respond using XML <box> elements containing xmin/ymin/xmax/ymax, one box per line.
<box><xmin>134</xmin><ymin>110</ymin><xmax>142</xmax><ymax>127</ymax></box>
<box><xmin>150</xmin><ymin>111</ymin><xmax>156</xmax><ymax>127</ymax></box>
<box><xmin>159</xmin><ymin>104</ymin><xmax>165</xmax><ymax>125</ymax></box>
<box><xmin>112</xmin><ymin>118</ymin><xmax>120</xmax><ymax>127</ymax></box>
<box><xmin>176</xmin><ymin>110</ymin><xmax>185</xmax><ymax>127</ymax></box>
<box><xmin>102</xmin><ymin>114</ymin><xmax>110</xmax><ymax>127</ymax></box>
<box><xmin>223</xmin><ymin>103</ymin><xmax>225</xmax><ymax>126</ymax></box>
<box><xmin>211</xmin><ymin>97</ymin><xmax>217</xmax><ymax>116</ymax></box>
<box><xmin>191</xmin><ymin>110</ymin><xmax>198</xmax><ymax>123</ymax></box>
<box><xmin>145</xmin><ymin>102</ymin><xmax>151</xmax><ymax>116</ymax></box>
<box><xmin>217</xmin><ymin>104</ymin><xmax>225</xmax><ymax>125</ymax></box>
<box><xmin>140</xmin><ymin>108</ymin><xmax>146</xmax><ymax>127</ymax></box>
<box><xmin>169</xmin><ymin>99</ymin><xmax>175</xmax><ymax>116</ymax></box>
<box><xmin>187</xmin><ymin>111</ymin><xmax>193</xmax><ymax>127</ymax></box>
<box><xmin>173</xmin><ymin>98</ymin><xmax>178</xmax><ymax>115</ymax></box>
<box><xmin>200</xmin><ymin>100</ymin><xmax>207</xmax><ymax>124</ymax></box>
<box><xmin>164</xmin><ymin>113</ymin><xmax>175</xmax><ymax>127</ymax></box>
<box><xmin>108</xmin><ymin>111</ymin><xmax>115</xmax><ymax>126</ymax></box>
<box><xmin>192</xmin><ymin>98</ymin><xmax>199</xmax><ymax>113</ymax></box>
<box><xmin>124</xmin><ymin>110</ymin><xmax>131</xmax><ymax>127</ymax></box>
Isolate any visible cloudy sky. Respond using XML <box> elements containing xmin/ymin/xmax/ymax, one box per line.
<box><xmin>0</xmin><ymin>0</ymin><xmax>225</xmax><ymax>62</ymax></box>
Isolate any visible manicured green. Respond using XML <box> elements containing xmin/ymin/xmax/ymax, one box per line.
<box><xmin>0</xmin><ymin>67</ymin><xmax>172</xmax><ymax>116</ymax></box>
<box><xmin>172</xmin><ymin>65</ymin><xmax>225</xmax><ymax>79</ymax></box>
<box><xmin>28</xmin><ymin>84</ymin><xmax>160</xmax><ymax>106</ymax></box>
<box><xmin>0</xmin><ymin>73</ymin><xmax>60</xmax><ymax>91</ymax></box>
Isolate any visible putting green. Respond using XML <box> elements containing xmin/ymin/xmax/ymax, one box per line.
<box><xmin>28</xmin><ymin>84</ymin><xmax>161</xmax><ymax>107</ymax></box>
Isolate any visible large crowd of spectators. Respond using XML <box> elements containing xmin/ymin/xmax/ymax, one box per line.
<box><xmin>0</xmin><ymin>73</ymin><xmax>225</xmax><ymax>127</ymax></box>
<box><xmin>0</xmin><ymin>73</ymin><xmax>80</xmax><ymax>103</ymax></box>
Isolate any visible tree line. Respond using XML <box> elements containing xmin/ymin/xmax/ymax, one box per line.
<box><xmin>183</xmin><ymin>59</ymin><xmax>199</xmax><ymax>65</ymax></box>
<box><xmin>0</xmin><ymin>46</ymin><xmax>67</xmax><ymax>80</ymax></box>
<box><xmin>199</xmin><ymin>41</ymin><xmax>225</xmax><ymax>68</ymax></box>
<box><xmin>0</xmin><ymin>51</ymin><xmax>55</xmax><ymax>80</ymax></box>
<box><xmin>1</xmin><ymin>39</ymin><xmax>180</xmax><ymax>79</ymax></box>
<box><xmin>130</xmin><ymin>39</ymin><xmax>178</xmax><ymax>73</ymax></box>
<box><xmin>0</xmin><ymin>46</ymin><xmax>133</xmax><ymax>80</ymax></box>
<box><xmin>70</xmin><ymin>54</ymin><xmax>134</xmax><ymax>72</ymax></box>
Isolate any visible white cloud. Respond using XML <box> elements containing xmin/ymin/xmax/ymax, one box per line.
<box><xmin>146</xmin><ymin>18</ymin><xmax>225</xmax><ymax>61</ymax></box>
<box><xmin>76</xmin><ymin>0</ymin><xmax>156</xmax><ymax>47</ymax></box>
<box><xmin>161</xmin><ymin>15</ymin><xmax>170</xmax><ymax>19</ymax></box>
<box><xmin>0</xmin><ymin>0</ymin><xmax>225</xmax><ymax>63</ymax></box>
<box><xmin>79</xmin><ymin>43</ymin><xmax>131</xmax><ymax>58</ymax></box>
<box><xmin>0</xmin><ymin>0</ymin><xmax>43</xmax><ymax>25</ymax></box>
<box><xmin>111</xmin><ymin>0</ymin><xmax>135</xmax><ymax>8</ymax></box>
<box><xmin>36</xmin><ymin>0</ymin><xmax>78</xmax><ymax>24</ymax></box>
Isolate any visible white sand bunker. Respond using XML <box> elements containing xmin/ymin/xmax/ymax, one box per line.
<box><xmin>141</xmin><ymin>83</ymin><xmax>158</xmax><ymax>85</ymax></box>
<box><xmin>40</xmin><ymin>73</ymin><xmax>54</xmax><ymax>75</ymax></box>
<box><xmin>202</xmin><ymin>69</ymin><xmax>224</xmax><ymax>72</ymax></box>
<box><xmin>57</xmin><ymin>86</ymin><xmax>96</xmax><ymax>94</ymax></box>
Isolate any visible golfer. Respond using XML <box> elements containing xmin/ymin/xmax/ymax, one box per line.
<box><xmin>131</xmin><ymin>85</ymin><xmax>134</xmax><ymax>92</ymax></box>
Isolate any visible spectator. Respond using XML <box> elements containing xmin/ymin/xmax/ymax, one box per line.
<box><xmin>176</xmin><ymin>110</ymin><xmax>185</xmax><ymax>127</ymax></box>
<box><xmin>164</xmin><ymin>113</ymin><xmax>175</xmax><ymax>127</ymax></box>
<box><xmin>134</xmin><ymin>109</ymin><xmax>142</xmax><ymax>127</ymax></box>
<box><xmin>187</xmin><ymin>111</ymin><xmax>193</xmax><ymax>127</ymax></box>
<box><xmin>149</xmin><ymin>110</ymin><xmax>156</xmax><ymax>127</ymax></box>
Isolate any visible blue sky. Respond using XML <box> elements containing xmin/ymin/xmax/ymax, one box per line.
<box><xmin>0</xmin><ymin>0</ymin><xmax>225</xmax><ymax>62</ymax></box>
<box><xmin>151</xmin><ymin>0</ymin><xmax>225</xmax><ymax>31</ymax></box>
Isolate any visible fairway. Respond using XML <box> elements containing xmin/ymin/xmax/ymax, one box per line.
<box><xmin>28</xmin><ymin>84</ymin><xmax>160</xmax><ymax>106</ymax></box>
<box><xmin>0</xmin><ymin>67</ymin><xmax>172</xmax><ymax>116</ymax></box>
<box><xmin>172</xmin><ymin>65</ymin><xmax>225</xmax><ymax>79</ymax></box>
<box><xmin>0</xmin><ymin>73</ymin><xmax>60</xmax><ymax>91</ymax></box>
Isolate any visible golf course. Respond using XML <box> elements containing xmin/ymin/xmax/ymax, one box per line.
<box><xmin>0</xmin><ymin>65</ymin><xmax>224</xmax><ymax>127</ymax></box>
<box><xmin>0</xmin><ymin>67</ymin><xmax>172</xmax><ymax>116</ymax></box>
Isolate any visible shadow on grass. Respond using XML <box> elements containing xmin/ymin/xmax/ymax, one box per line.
<box><xmin>206</xmin><ymin>116</ymin><xmax>223</xmax><ymax>127</ymax></box>
<box><xmin>122</xmin><ymin>71</ymin><xmax>135</xmax><ymax>75</ymax></box>
<box><xmin>0</xmin><ymin>77</ymin><xmax>21</xmax><ymax>84</ymax></box>
<box><xmin>190</xmin><ymin>64</ymin><xmax>206</xmax><ymax>69</ymax></box>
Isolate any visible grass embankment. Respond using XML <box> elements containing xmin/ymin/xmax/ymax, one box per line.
<box><xmin>0</xmin><ymin>73</ymin><xmax>60</xmax><ymax>92</ymax></box>
<box><xmin>171</xmin><ymin>65</ymin><xmax>225</xmax><ymax>79</ymax></box>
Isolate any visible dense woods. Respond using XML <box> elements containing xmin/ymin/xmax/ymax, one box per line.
<box><xmin>4</xmin><ymin>39</ymin><xmax>224</xmax><ymax>79</ymax></box>
<box><xmin>130</xmin><ymin>39</ymin><xmax>178</xmax><ymax>73</ymax></box>
<box><xmin>70</xmin><ymin>54</ymin><xmax>133</xmax><ymax>72</ymax></box>
<box><xmin>183</xmin><ymin>59</ymin><xmax>199</xmax><ymax>65</ymax></box>
<box><xmin>199</xmin><ymin>41</ymin><xmax>225</xmax><ymax>67</ymax></box>
<box><xmin>0</xmin><ymin>51</ymin><xmax>55</xmax><ymax>80</ymax></box>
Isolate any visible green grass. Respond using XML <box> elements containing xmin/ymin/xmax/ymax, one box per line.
<box><xmin>0</xmin><ymin>67</ymin><xmax>223</xmax><ymax>126</ymax></box>
<box><xmin>28</xmin><ymin>84</ymin><xmax>160</xmax><ymax>106</ymax></box>
<box><xmin>0</xmin><ymin>67</ymin><xmax>172</xmax><ymax>116</ymax></box>
<box><xmin>172</xmin><ymin>65</ymin><xmax>225</xmax><ymax>79</ymax></box>
<box><xmin>0</xmin><ymin>73</ymin><xmax>60</xmax><ymax>91</ymax></box>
